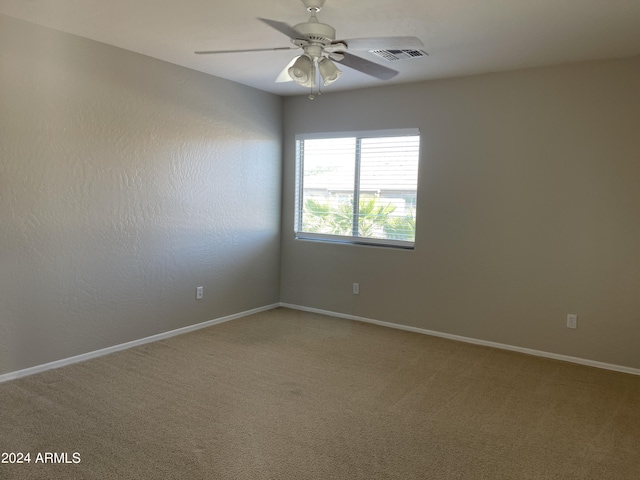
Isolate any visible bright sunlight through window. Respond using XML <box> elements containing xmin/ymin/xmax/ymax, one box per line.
<box><xmin>295</xmin><ymin>129</ymin><xmax>420</xmax><ymax>249</ymax></box>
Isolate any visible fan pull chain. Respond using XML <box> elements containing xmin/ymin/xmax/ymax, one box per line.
<box><xmin>309</xmin><ymin>59</ymin><xmax>318</xmax><ymax>100</ymax></box>
<box><xmin>309</xmin><ymin>59</ymin><xmax>323</xmax><ymax>100</ymax></box>
<box><xmin>309</xmin><ymin>60</ymin><xmax>317</xmax><ymax>99</ymax></box>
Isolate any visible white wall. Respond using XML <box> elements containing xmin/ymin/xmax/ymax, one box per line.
<box><xmin>0</xmin><ymin>15</ymin><xmax>283</xmax><ymax>375</ymax></box>
<box><xmin>281</xmin><ymin>56</ymin><xmax>640</xmax><ymax>369</ymax></box>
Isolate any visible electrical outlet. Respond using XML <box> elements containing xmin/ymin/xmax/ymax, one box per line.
<box><xmin>567</xmin><ymin>314</ymin><xmax>577</xmax><ymax>329</ymax></box>
<box><xmin>352</xmin><ymin>283</ymin><xmax>360</xmax><ymax>295</ymax></box>
<box><xmin>196</xmin><ymin>286</ymin><xmax>203</xmax><ymax>300</ymax></box>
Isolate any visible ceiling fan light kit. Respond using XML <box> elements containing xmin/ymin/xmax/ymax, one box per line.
<box><xmin>288</xmin><ymin>54</ymin><xmax>315</xmax><ymax>87</ymax></box>
<box><xmin>195</xmin><ymin>0</ymin><xmax>425</xmax><ymax>96</ymax></box>
<box><xmin>317</xmin><ymin>57</ymin><xmax>342</xmax><ymax>85</ymax></box>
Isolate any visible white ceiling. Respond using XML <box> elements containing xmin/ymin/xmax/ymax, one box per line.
<box><xmin>1</xmin><ymin>0</ymin><xmax>640</xmax><ymax>96</ymax></box>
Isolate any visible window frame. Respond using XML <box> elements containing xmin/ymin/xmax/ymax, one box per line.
<box><xmin>294</xmin><ymin>128</ymin><xmax>420</xmax><ymax>250</ymax></box>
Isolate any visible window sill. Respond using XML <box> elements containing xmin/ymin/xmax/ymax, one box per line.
<box><xmin>294</xmin><ymin>232</ymin><xmax>415</xmax><ymax>250</ymax></box>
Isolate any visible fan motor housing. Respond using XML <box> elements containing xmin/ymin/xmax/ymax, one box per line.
<box><xmin>293</xmin><ymin>21</ymin><xmax>336</xmax><ymax>45</ymax></box>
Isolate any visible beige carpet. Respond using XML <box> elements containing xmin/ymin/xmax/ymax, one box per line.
<box><xmin>1</xmin><ymin>307</ymin><xmax>639</xmax><ymax>479</ymax></box>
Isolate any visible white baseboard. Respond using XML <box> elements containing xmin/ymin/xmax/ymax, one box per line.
<box><xmin>0</xmin><ymin>303</ymin><xmax>280</xmax><ymax>384</ymax></box>
<box><xmin>280</xmin><ymin>303</ymin><xmax>640</xmax><ymax>377</ymax></box>
<box><xmin>3</xmin><ymin>302</ymin><xmax>637</xmax><ymax>384</ymax></box>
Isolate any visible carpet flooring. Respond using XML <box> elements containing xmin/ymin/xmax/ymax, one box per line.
<box><xmin>1</xmin><ymin>307</ymin><xmax>639</xmax><ymax>479</ymax></box>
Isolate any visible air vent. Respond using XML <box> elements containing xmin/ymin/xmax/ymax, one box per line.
<box><xmin>369</xmin><ymin>49</ymin><xmax>428</xmax><ymax>61</ymax></box>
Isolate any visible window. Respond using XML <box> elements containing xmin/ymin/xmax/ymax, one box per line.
<box><xmin>295</xmin><ymin>129</ymin><xmax>420</xmax><ymax>249</ymax></box>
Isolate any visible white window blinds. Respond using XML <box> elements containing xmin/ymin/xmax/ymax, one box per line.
<box><xmin>295</xmin><ymin>129</ymin><xmax>420</xmax><ymax>248</ymax></box>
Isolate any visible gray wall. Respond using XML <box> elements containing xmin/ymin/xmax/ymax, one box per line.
<box><xmin>281</xmin><ymin>56</ymin><xmax>640</xmax><ymax>369</ymax></box>
<box><xmin>0</xmin><ymin>15</ymin><xmax>283</xmax><ymax>375</ymax></box>
<box><xmin>2</xmin><ymin>12</ymin><xmax>639</xmax><ymax>375</ymax></box>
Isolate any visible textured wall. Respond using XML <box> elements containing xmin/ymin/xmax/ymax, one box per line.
<box><xmin>0</xmin><ymin>15</ymin><xmax>282</xmax><ymax>374</ymax></box>
<box><xmin>281</xmin><ymin>56</ymin><xmax>640</xmax><ymax>369</ymax></box>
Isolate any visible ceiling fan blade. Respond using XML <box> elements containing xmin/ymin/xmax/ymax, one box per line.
<box><xmin>338</xmin><ymin>36</ymin><xmax>424</xmax><ymax>51</ymax></box>
<box><xmin>275</xmin><ymin>57</ymin><xmax>298</xmax><ymax>83</ymax></box>
<box><xmin>258</xmin><ymin>18</ymin><xmax>306</xmax><ymax>41</ymax></box>
<box><xmin>334</xmin><ymin>51</ymin><xmax>399</xmax><ymax>80</ymax></box>
<box><xmin>195</xmin><ymin>46</ymin><xmax>299</xmax><ymax>55</ymax></box>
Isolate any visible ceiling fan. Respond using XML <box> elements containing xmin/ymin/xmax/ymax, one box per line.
<box><xmin>195</xmin><ymin>0</ymin><xmax>424</xmax><ymax>93</ymax></box>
